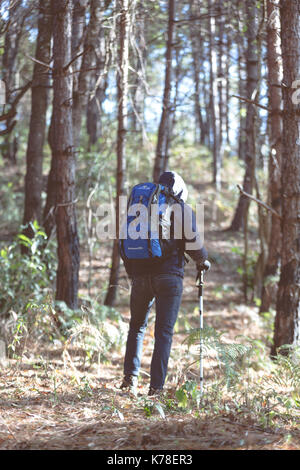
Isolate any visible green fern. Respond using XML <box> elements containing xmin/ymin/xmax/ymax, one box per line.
<box><xmin>270</xmin><ymin>345</ymin><xmax>300</xmax><ymax>390</ymax></box>
<box><xmin>183</xmin><ymin>326</ymin><xmax>252</xmax><ymax>388</ymax></box>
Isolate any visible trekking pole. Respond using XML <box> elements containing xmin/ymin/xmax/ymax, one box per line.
<box><xmin>196</xmin><ymin>270</ymin><xmax>204</xmax><ymax>395</ymax></box>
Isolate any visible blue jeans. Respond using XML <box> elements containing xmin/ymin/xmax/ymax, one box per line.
<box><xmin>123</xmin><ymin>273</ymin><xmax>183</xmax><ymax>389</ymax></box>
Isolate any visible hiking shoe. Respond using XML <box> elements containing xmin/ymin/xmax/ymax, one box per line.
<box><xmin>148</xmin><ymin>387</ymin><xmax>163</xmax><ymax>398</ymax></box>
<box><xmin>120</xmin><ymin>375</ymin><xmax>138</xmax><ymax>396</ymax></box>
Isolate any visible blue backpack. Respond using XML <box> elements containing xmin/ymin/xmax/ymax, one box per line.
<box><xmin>119</xmin><ymin>182</ymin><xmax>180</xmax><ymax>264</ymax></box>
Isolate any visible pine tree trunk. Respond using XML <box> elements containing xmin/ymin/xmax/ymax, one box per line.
<box><xmin>228</xmin><ymin>0</ymin><xmax>258</xmax><ymax>231</ymax></box>
<box><xmin>272</xmin><ymin>0</ymin><xmax>300</xmax><ymax>355</ymax></box>
<box><xmin>51</xmin><ymin>0</ymin><xmax>80</xmax><ymax>310</ymax></box>
<box><xmin>235</xmin><ymin>0</ymin><xmax>247</xmax><ymax>160</ymax></box>
<box><xmin>2</xmin><ymin>0</ymin><xmax>23</xmax><ymax>165</ymax></box>
<box><xmin>260</xmin><ymin>0</ymin><xmax>282</xmax><ymax>314</ymax></box>
<box><xmin>22</xmin><ymin>0</ymin><xmax>52</xmax><ymax>244</ymax></box>
<box><xmin>217</xmin><ymin>0</ymin><xmax>226</xmax><ymax>156</ymax></box>
<box><xmin>104</xmin><ymin>0</ymin><xmax>129</xmax><ymax>306</ymax></box>
<box><xmin>72</xmin><ymin>0</ymin><xmax>88</xmax><ymax>103</ymax></box>
<box><xmin>237</xmin><ymin>37</ymin><xmax>247</xmax><ymax>161</ymax></box>
<box><xmin>86</xmin><ymin>22</ymin><xmax>107</xmax><ymax>149</ymax></box>
<box><xmin>86</xmin><ymin>77</ymin><xmax>106</xmax><ymax>148</ymax></box>
<box><xmin>208</xmin><ymin>0</ymin><xmax>221</xmax><ymax>190</ymax></box>
<box><xmin>43</xmin><ymin>112</ymin><xmax>57</xmax><ymax>239</ymax></box>
<box><xmin>43</xmin><ymin>0</ymin><xmax>88</xmax><ymax>238</ymax></box>
<box><xmin>225</xmin><ymin>28</ymin><xmax>231</xmax><ymax>146</ymax></box>
<box><xmin>72</xmin><ymin>0</ymin><xmax>104</xmax><ymax>149</ymax></box>
<box><xmin>153</xmin><ymin>0</ymin><xmax>176</xmax><ymax>183</ymax></box>
<box><xmin>130</xmin><ymin>0</ymin><xmax>147</xmax><ymax>135</ymax></box>
<box><xmin>189</xmin><ymin>0</ymin><xmax>206</xmax><ymax>145</ymax></box>
<box><xmin>163</xmin><ymin>40</ymin><xmax>181</xmax><ymax>173</ymax></box>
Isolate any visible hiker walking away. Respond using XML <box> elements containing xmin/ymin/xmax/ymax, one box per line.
<box><xmin>120</xmin><ymin>171</ymin><xmax>210</xmax><ymax>396</ymax></box>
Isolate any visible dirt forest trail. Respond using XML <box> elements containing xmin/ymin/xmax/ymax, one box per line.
<box><xmin>0</xmin><ymin>172</ymin><xmax>299</xmax><ymax>451</ymax></box>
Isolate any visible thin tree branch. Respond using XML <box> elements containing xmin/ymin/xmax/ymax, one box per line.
<box><xmin>0</xmin><ymin>80</ymin><xmax>32</xmax><ymax>122</ymax></box>
<box><xmin>25</xmin><ymin>53</ymin><xmax>53</xmax><ymax>70</ymax></box>
<box><xmin>231</xmin><ymin>94</ymin><xmax>271</xmax><ymax>112</ymax></box>
<box><xmin>0</xmin><ymin>110</ymin><xmax>16</xmax><ymax>122</ymax></box>
<box><xmin>63</xmin><ymin>46</ymin><xmax>93</xmax><ymax>72</ymax></box>
<box><xmin>237</xmin><ymin>184</ymin><xmax>282</xmax><ymax>219</ymax></box>
<box><xmin>0</xmin><ymin>121</ymin><xmax>16</xmax><ymax>136</ymax></box>
<box><xmin>174</xmin><ymin>12</ymin><xmax>223</xmax><ymax>24</ymax></box>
